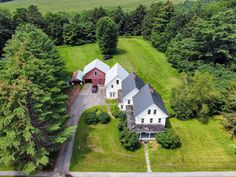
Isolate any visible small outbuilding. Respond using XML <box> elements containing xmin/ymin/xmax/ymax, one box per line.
<box><xmin>82</xmin><ymin>59</ymin><xmax>110</xmax><ymax>85</ymax></box>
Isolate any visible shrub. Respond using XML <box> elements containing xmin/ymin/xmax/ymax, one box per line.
<box><xmin>111</xmin><ymin>105</ymin><xmax>125</xmax><ymax>119</ymax></box>
<box><xmin>119</xmin><ymin>128</ymin><xmax>139</xmax><ymax>151</ymax></box>
<box><xmin>117</xmin><ymin>117</ymin><xmax>127</xmax><ymax>131</ymax></box>
<box><xmin>98</xmin><ymin>112</ymin><xmax>111</xmax><ymax>124</ymax></box>
<box><xmin>84</xmin><ymin>111</ymin><xmax>98</xmax><ymax>125</ymax></box>
<box><xmin>156</xmin><ymin>129</ymin><xmax>181</xmax><ymax>149</ymax></box>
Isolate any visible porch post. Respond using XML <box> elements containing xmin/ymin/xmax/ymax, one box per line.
<box><xmin>149</xmin><ymin>133</ymin><xmax>151</xmax><ymax>139</ymax></box>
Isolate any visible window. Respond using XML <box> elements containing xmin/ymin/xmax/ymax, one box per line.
<box><xmin>128</xmin><ymin>100</ymin><xmax>131</xmax><ymax>104</ymax></box>
<box><xmin>148</xmin><ymin>110</ymin><xmax>151</xmax><ymax>114</ymax></box>
<box><xmin>158</xmin><ymin>118</ymin><xmax>161</xmax><ymax>123</ymax></box>
<box><xmin>121</xmin><ymin>105</ymin><xmax>123</xmax><ymax>109</ymax></box>
<box><xmin>116</xmin><ymin>80</ymin><xmax>119</xmax><ymax>84</ymax></box>
<box><xmin>112</xmin><ymin>92</ymin><xmax>115</xmax><ymax>97</ymax></box>
<box><xmin>111</xmin><ymin>85</ymin><xmax>114</xmax><ymax>88</ymax></box>
<box><xmin>110</xmin><ymin>92</ymin><xmax>112</xmax><ymax>97</ymax></box>
<box><xmin>141</xmin><ymin>118</ymin><xmax>144</xmax><ymax>123</ymax></box>
<box><xmin>150</xmin><ymin>118</ymin><xmax>153</xmax><ymax>123</ymax></box>
<box><xmin>94</xmin><ymin>71</ymin><xmax>97</xmax><ymax>76</ymax></box>
<box><xmin>154</xmin><ymin>110</ymin><xmax>157</xmax><ymax>114</ymax></box>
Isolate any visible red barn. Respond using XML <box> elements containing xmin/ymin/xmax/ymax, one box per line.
<box><xmin>82</xmin><ymin>59</ymin><xmax>110</xmax><ymax>85</ymax></box>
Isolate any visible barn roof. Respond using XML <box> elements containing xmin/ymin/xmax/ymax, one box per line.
<box><xmin>121</xmin><ymin>72</ymin><xmax>145</xmax><ymax>97</ymax></box>
<box><xmin>105</xmin><ymin>63</ymin><xmax>129</xmax><ymax>86</ymax></box>
<box><xmin>83</xmin><ymin>59</ymin><xmax>110</xmax><ymax>75</ymax></box>
<box><xmin>133</xmin><ymin>84</ymin><xmax>168</xmax><ymax>117</ymax></box>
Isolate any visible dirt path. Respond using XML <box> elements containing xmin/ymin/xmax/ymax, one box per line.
<box><xmin>144</xmin><ymin>143</ymin><xmax>152</xmax><ymax>172</ymax></box>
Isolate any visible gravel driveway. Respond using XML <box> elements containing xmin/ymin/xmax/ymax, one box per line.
<box><xmin>53</xmin><ymin>84</ymin><xmax>106</xmax><ymax>176</ymax></box>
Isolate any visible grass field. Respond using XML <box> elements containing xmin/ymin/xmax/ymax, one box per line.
<box><xmin>149</xmin><ymin>117</ymin><xmax>236</xmax><ymax>172</ymax></box>
<box><xmin>0</xmin><ymin>0</ymin><xmax>194</xmax><ymax>13</ymax></box>
<box><xmin>58</xmin><ymin>37</ymin><xmax>180</xmax><ymax>110</ymax></box>
<box><xmin>70</xmin><ymin>106</ymin><xmax>146</xmax><ymax>171</ymax></box>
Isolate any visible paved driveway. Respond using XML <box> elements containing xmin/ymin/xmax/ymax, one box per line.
<box><xmin>53</xmin><ymin>84</ymin><xmax>106</xmax><ymax>176</ymax></box>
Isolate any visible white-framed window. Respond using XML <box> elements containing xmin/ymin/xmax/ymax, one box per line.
<box><xmin>111</xmin><ymin>85</ymin><xmax>114</xmax><ymax>88</ymax></box>
<box><xmin>116</xmin><ymin>80</ymin><xmax>119</xmax><ymax>84</ymax></box>
<box><xmin>121</xmin><ymin>105</ymin><xmax>123</xmax><ymax>109</ymax></box>
<box><xmin>158</xmin><ymin>118</ymin><xmax>161</xmax><ymax>123</ymax></box>
<box><xmin>110</xmin><ymin>92</ymin><xmax>112</xmax><ymax>97</ymax></box>
<box><xmin>112</xmin><ymin>92</ymin><xmax>115</xmax><ymax>97</ymax></box>
<box><xmin>141</xmin><ymin>118</ymin><xmax>144</xmax><ymax>123</ymax></box>
<box><xmin>148</xmin><ymin>110</ymin><xmax>151</xmax><ymax>114</ymax></box>
<box><xmin>154</xmin><ymin>110</ymin><xmax>157</xmax><ymax>114</ymax></box>
<box><xmin>150</xmin><ymin>118</ymin><xmax>153</xmax><ymax>123</ymax></box>
<box><xmin>128</xmin><ymin>100</ymin><xmax>131</xmax><ymax>104</ymax></box>
<box><xmin>94</xmin><ymin>71</ymin><xmax>97</xmax><ymax>76</ymax></box>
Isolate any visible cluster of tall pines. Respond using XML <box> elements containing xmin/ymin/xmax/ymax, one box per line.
<box><xmin>0</xmin><ymin>24</ymin><xmax>73</xmax><ymax>173</ymax></box>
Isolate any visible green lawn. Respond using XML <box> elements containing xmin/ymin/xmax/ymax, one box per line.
<box><xmin>149</xmin><ymin>117</ymin><xmax>236</xmax><ymax>172</ymax></box>
<box><xmin>70</xmin><ymin>106</ymin><xmax>146</xmax><ymax>172</ymax></box>
<box><xmin>0</xmin><ymin>0</ymin><xmax>195</xmax><ymax>13</ymax></box>
<box><xmin>59</xmin><ymin>37</ymin><xmax>180</xmax><ymax>110</ymax></box>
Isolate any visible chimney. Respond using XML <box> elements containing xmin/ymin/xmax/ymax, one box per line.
<box><xmin>150</xmin><ymin>87</ymin><xmax>154</xmax><ymax>94</ymax></box>
<box><xmin>132</xmin><ymin>72</ymin><xmax>136</xmax><ymax>80</ymax></box>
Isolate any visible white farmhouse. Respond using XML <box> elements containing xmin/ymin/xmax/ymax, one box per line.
<box><xmin>105</xmin><ymin>63</ymin><xmax>129</xmax><ymax>99</ymax></box>
<box><xmin>126</xmin><ymin>84</ymin><xmax>168</xmax><ymax>140</ymax></box>
<box><xmin>118</xmin><ymin>72</ymin><xmax>145</xmax><ymax>110</ymax></box>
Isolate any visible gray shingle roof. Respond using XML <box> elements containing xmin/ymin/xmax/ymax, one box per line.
<box><xmin>133</xmin><ymin>84</ymin><xmax>168</xmax><ymax>117</ymax></box>
<box><xmin>121</xmin><ymin>72</ymin><xmax>145</xmax><ymax>97</ymax></box>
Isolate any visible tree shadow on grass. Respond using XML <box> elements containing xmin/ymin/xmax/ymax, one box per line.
<box><xmin>113</xmin><ymin>48</ymin><xmax>127</xmax><ymax>56</ymax></box>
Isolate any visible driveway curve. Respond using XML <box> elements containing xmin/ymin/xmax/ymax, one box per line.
<box><xmin>54</xmin><ymin>84</ymin><xmax>106</xmax><ymax>176</ymax></box>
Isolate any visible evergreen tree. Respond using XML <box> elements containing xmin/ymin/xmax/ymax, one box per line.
<box><xmin>96</xmin><ymin>17</ymin><xmax>118</xmax><ymax>55</ymax></box>
<box><xmin>0</xmin><ymin>24</ymin><xmax>73</xmax><ymax>174</ymax></box>
<box><xmin>109</xmin><ymin>6</ymin><xmax>126</xmax><ymax>35</ymax></box>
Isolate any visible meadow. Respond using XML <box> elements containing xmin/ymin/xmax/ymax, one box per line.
<box><xmin>0</xmin><ymin>0</ymin><xmax>194</xmax><ymax>13</ymax></box>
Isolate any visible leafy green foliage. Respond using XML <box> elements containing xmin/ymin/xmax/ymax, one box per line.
<box><xmin>0</xmin><ymin>9</ymin><xmax>13</xmax><ymax>56</ymax></box>
<box><xmin>84</xmin><ymin>111</ymin><xmax>98</xmax><ymax>125</ymax></box>
<box><xmin>119</xmin><ymin>128</ymin><xmax>139</xmax><ymax>151</ymax></box>
<box><xmin>156</xmin><ymin>129</ymin><xmax>181</xmax><ymax>149</ymax></box>
<box><xmin>44</xmin><ymin>12</ymin><xmax>69</xmax><ymax>45</ymax></box>
<box><xmin>98</xmin><ymin>112</ymin><xmax>111</xmax><ymax>124</ymax></box>
<box><xmin>96</xmin><ymin>16</ymin><xmax>118</xmax><ymax>54</ymax></box>
<box><xmin>110</xmin><ymin>105</ymin><xmax>125</xmax><ymax>119</ymax></box>
<box><xmin>0</xmin><ymin>24</ymin><xmax>73</xmax><ymax>174</ymax></box>
<box><xmin>171</xmin><ymin>71</ymin><xmax>219</xmax><ymax>122</ymax></box>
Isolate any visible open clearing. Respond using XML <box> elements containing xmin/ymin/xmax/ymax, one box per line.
<box><xmin>0</xmin><ymin>0</ymin><xmax>194</xmax><ymax>13</ymax></box>
<box><xmin>150</xmin><ymin>117</ymin><xmax>236</xmax><ymax>172</ymax></box>
<box><xmin>70</xmin><ymin>106</ymin><xmax>146</xmax><ymax>172</ymax></box>
<box><xmin>59</xmin><ymin>37</ymin><xmax>236</xmax><ymax>172</ymax></box>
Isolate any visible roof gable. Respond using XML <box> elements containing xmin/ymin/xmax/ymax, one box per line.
<box><xmin>122</xmin><ymin>72</ymin><xmax>145</xmax><ymax>97</ymax></box>
<box><xmin>133</xmin><ymin>84</ymin><xmax>168</xmax><ymax>117</ymax></box>
<box><xmin>105</xmin><ymin>63</ymin><xmax>129</xmax><ymax>86</ymax></box>
<box><xmin>83</xmin><ymin>59</ymin><xmax>110</xmax><ymax>75</ymax></box>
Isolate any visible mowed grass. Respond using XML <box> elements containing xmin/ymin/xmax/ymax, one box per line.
<box><xmin>70</xmin><ymin>106</ymin><xmax>146</xmax><ymax>171</ymax></box>
<box><xmin>0</xmin><ymin>0</ymin><xmax>194</xmax><ymax>13</ymax></box>
<box><xmin>58</xmin><ymin>37</ymin><xmax>180</xmax><ymax>109</ymax></box>
<box><xmin>149</xmin><ymin>117</ymin><xmax>236</xmax><ymax>172</ymax></box>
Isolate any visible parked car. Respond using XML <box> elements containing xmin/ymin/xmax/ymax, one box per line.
<box><xmin>103</xmin><ymin>54</ymin><xmax>113</xmax><ymax>60</ymax></box>
<box><xmin>92</xmin><ymin>85</ymin><xmax>98</xmax><ymax>93</ymax></box>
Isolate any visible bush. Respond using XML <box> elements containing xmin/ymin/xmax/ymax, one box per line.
<box><xmin>117</xmin><ymin>117</ymin><xmax>127</xmax><ymax>131</ymax></box>
<box><xmin>111</xmin><ymin>105</ymin><xmax>125</xmax><ymax>119</ymax></box>
<box><xmin>119</xmin><ymin>128</ymin><xmax>139</xmax><ymax>151</ymax></box>
<box><xmin>156</xmin><ymin>129</ymin><xmax>181</xmax><ymax>149</ymax></box>
<box><xmin>84</xmin><ymin>111</ymin><xmax>98</xmax><ymax>125</ymax></box>
<box><xmin>98</xmin><ymin>112</ymin><xmax>111</xmax><ymax>124</ymax></box>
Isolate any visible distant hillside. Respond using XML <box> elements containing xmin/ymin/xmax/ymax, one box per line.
<box><xmin>0</xmin><ymin>0</ymin><xmax>195</xmax><ymax>13</ymax></box>
<box><xmin>0</xmin><ymin>0</ymin><xmax>13</xmax><ymax>2</ymax></box>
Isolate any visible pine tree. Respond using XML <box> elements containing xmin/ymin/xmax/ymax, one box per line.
<box><xmin>0</xmin><ymin>24</ymin><xmax>73</xmax><ymax>174</ymax></box>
